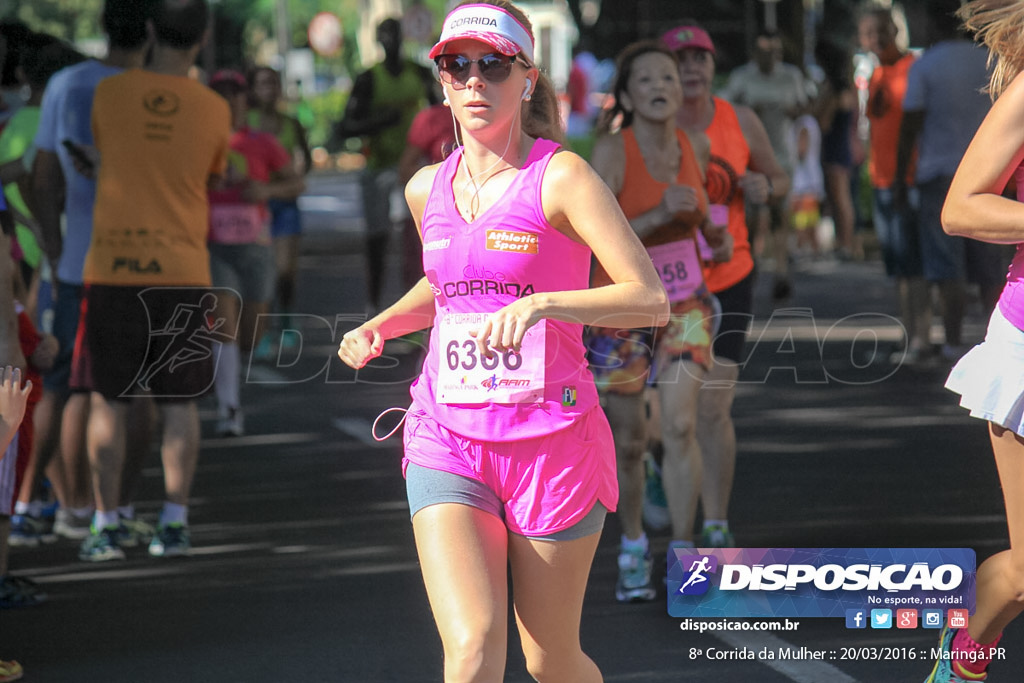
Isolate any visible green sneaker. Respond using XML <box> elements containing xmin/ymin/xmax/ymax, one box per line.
<box><xmin>118</xmin><ymin>517</ymin><xmax>156</xmax><ymax>548</ymax></box>
<box><xmin>78</xmin><ymin>527</ymin><xmax>126</xmax><ymax>562</ymax></box>
<box><xmin>615</xmin><ymin>546</ymin><xmax>656</xmax><ymax>602</ymax></box>
<box><xmin>148</xmin><ymin>523</ymin><xmax>191</xmax><ymax>558</ymax></box>
<box><xmin>923</xmin><ymin>624</ymin><xmax>996</xmax><ymax>682</ymax></box>
<box><xmin>700</xmin><ymin>524</ymin><xmax>735</xmax><ymax>547</ymax></box>
<box><xmin>642</xmin><ymin>454</ymin><xmax>670</xmax><ymax>531</ymax></box>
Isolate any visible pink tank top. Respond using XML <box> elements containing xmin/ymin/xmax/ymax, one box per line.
<box><xmin>409</xmin><ymin>138</ymin><xmax>599</xmax><ymax>441</ymax></box>
<box><xmin>997</xmin><ymin>166</ymin><xmax>1024</xmax><ymax>330</ymax></box>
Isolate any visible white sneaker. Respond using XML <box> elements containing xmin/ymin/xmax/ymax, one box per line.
<box><xmin>54</xmin><ymin>508</ymin><xmax>92</xmax><ymax>540</ymax></box>
<box><xmin>216</xmin><ymin>406</ymin><xmax>244</xmax><ymax>437</ymax></box>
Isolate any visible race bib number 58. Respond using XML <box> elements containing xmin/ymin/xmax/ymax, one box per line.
<box><xmin>437</xmin><ymin>312</ymin><xmax>546</xmax><ymax>404</ymax></box>
<box><xmin>647</xmin><ymin>239</ymin><xmax>703</xmax><ymax>303</ymax></box>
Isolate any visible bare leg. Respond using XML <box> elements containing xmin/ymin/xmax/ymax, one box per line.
<box><xmin>964</xmin><ymin>424</ymin><xmax>1024</xmax><ymax>645</ymax></box>
<box><xmin>61</xmin><ymin>392</ymin><xmax>92</xmax><ymax>509</ymax></box>
<box><xmin>273</xmin><ymin>234</ymin><xmax>300</xmax><ymax>317</ymax></box>
<box><xmin>24</xmin><ymin>391</ymin><xmax>67</xmax><ymax>506</ymax></box>
<box><xmin>0</xmin><ymin>517</ymin><xmax>8</xmax><ymax>575</ymax></box>
<box><xmin>697</xmin><ymin>360</ymin><xmax>739</xmax><ymax>520</ymax></box>
<box><xmin>412</xmin><ymin>503</ymin><xmax>509</xmax><ymax>683</ymax></box>
<box><xmin>824</xmin><ymin>165</ymin><xmax>855</xmax><ymax>254</ymax></box>
<box><xmin>938</xmin><ymin>280</ymin><xmax>966</xmax><ymax>348</ymax></box>
<box><xmin>509</xmin><ymin>532</ymin><xmax>603</xmax><ymax>683</ymax></box>
<box><xmin>86</xmin><ymin>393</ymin><xmax>128</xmax><ymax>512</ymax></box>
<box><xmin>119</xmin><ymin>397</ymin><xmax>155</xmax><ymax>509</ymax></box>
<box><xmin>159</xmin><ymin>401</ymin><xmax>200</xmax><ymax>506</ymax></box>
<box><xmin>899</xmin><ymin>276</ymin><xmax>932</xmax><ymax>354</ymax></box>
<box><xmin>658</xmin><ymin>360</ymin><xmax>705</xmax><ymax>542</ymax></box>
<box><xmin>602</xmin><ymin>392</ymin><xmax>646</xmax><ymax>541</ymax></box>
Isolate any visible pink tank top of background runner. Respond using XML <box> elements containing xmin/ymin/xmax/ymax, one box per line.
<box><xmin>409</xmin><ymin>138</ymin><xmax>599</xmax><ymax>441</ymax></box>
<box><xmin>997</xmin><ymin>166</ymin><xmax>1024</xmax><ymax>330</ymax></box>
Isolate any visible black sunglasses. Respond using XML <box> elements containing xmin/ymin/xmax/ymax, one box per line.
<box><xmin>434</xmin><ymin>53</ymin><xmax>520</xmax><ymax>88</ymax></box>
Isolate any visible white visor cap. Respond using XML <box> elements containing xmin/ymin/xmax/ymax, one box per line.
<box><xmin>428</xmin><ymin>4</ymin><xmax>535</xmax><ymax>64</ymax></box>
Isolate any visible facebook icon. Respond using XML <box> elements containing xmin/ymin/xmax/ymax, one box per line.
<box><xmin>846</xmin><ymin>609</ymin><xmax>867</xmax><ymax>629</ymax></box>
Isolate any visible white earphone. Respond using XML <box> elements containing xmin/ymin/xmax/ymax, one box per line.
<box><xmin>523</xmin><ymin>78</ymin><xmax>532</xmax><ymax>100</ymax></box>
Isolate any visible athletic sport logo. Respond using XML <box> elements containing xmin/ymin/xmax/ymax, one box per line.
<box><xmin>486</xmin><ymin>229</ymin><xmax>539</xmax><ymax>254</ymax></box>
<box><xmin>678</xmin><ymin>554</ymin><xmax>717</xmax><ymax>595</ymax></box>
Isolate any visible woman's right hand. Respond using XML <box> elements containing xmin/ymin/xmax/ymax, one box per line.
<box><xmin>338</xmin><ymin>325</ymin><xmax>385</xmax><ymax>369</ymax></box>
<box><xmin>660</xmin><ymin>183</ymin><xmax>700</xmax><ymax>217</ymax></box>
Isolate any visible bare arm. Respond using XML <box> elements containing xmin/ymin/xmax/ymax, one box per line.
<box><xmin>735</xmin><ymin>104</ymin><xmax>791</xmax><ymax>202</ymax></box>
<box><xmin>469</xmin><ymin>151</ymin><xmax>668</xmax><ymax>356</ymax></box>
<box><xmin>336</xmin><ymin>71</ymin><xmax>400</xmax><ymax>140</ymax></box>
<box><xmin>895</xmin><ymin>109</ymin><xmax>923</xmax><ymax>195</ymax></box>
<box><xmin>943</xmin><ymin>72</ymin><xmax>1024</xmax><ymax>243</ymax></box>
<box><xmin>337</xmin><ymin>165</ymin><xmax>440</xmax><ymax>368</ymax></box>
<box><xmin>30</xmin><ymin>150</ymin><xmax>65</xmax><ymax>275</ymax></box>
<box><xmin>539</xmin><ymin>151</ymin><xmax>669</xmax><ymax>325</ymax></box>
<box><xmin>292</xmin><ymin>117</ymin><xmax>313</xmax><ymax>175</ymax></box>
<box><xmin>245</xmin><ymin>165</ymin><xmax>306</xmax><ymax>204</ymax></box>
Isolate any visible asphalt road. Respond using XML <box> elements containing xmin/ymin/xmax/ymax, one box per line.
<box><xmin>3</xmin><ymin>172</ymin><xmax>1020</xmax><ymax>682</ymax></box>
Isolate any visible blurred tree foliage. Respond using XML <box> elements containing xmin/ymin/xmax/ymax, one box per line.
<box><xmin>4</xmin><ymin>0</ymin><xmax>103</xmax><ymax>43</ymax></box>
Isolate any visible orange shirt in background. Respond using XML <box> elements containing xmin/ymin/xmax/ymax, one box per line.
<box><xmin>618</xmin><ymin>125</ymin><xmax>707</xmax><ymax>234</ymax></box>
<box><xmin>87</xmin><ymin>69</ymin><xmax>230</xmax><ymax>286</ymax></box>
<box><xmin>866</xmin><ymin>53</ymin><xmax>916</xmax><ymax>189</ymax></box>
<box><xmin>703</xmin><ymin>97</ymin><xmax>754</xmax><ymax>294</ymax></box>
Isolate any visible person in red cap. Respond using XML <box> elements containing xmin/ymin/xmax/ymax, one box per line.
<box><xmin>663</xmin><ymin>23</ymin><xmax>789</xmax><ymax>551</ymax></box>
<box><xmin>338</xmin><ymin>1</ymin><xmax>668</xmax><ymax>680</ymax></box>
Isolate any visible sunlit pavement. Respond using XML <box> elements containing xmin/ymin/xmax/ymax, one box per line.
<box><xmin>5</xmin><ymin>177</ymin><xmax>1020</xmax><ymax>682</ymax></box>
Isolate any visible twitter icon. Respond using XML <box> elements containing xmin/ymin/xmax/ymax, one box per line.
<box><xmin>871</xmin><ymin>609</ymin><xmax>893</xmax><ymax>629</ymax></box>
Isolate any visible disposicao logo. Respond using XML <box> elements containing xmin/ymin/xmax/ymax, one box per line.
<box><xmin>677</xmin><ymin>554</ymin><xmax>718</xmax><ymax>596</ymax></box>
<box><xmin>667</xmin><ymin>548</ymin><xmax>975</xmax><ymax>619</ymax></box>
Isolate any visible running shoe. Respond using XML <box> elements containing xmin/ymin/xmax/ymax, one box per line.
<box><xmin>700</xmin><ymin>524</ymin><xmax>735</xmax><ymax>548</ymax></box>
<box><xmin>78</xmin><ymin>526</ymin><xmax>126</xmax><ymax>562</ymax></box>
<box><xmin>252</xmin><ymin>333</ymin><xmax>275</xmax><ymax>362</ymax></box>
<box><xmin>0</xmin><ymin>658</ymin><xmax>23</xmax><ymax>682</ymax></box>
<box><xmin>923</xmin><ymin>625</ymin><xmax>986</xmax><ymax>682</ymax></box>
<box><xmin>642</xmin><ymin>455</ymin><xmax>671</xmax><ymax>532</ymax></box>
<box><xmin>616</xmin><ymin>546</ymin><xmax>657</xmax><ymax>602</ymax></box>
<box><xmin>149</xmin><ymin>523</ymin><xmax>191</xmax><ymax>558</ymax></box>
<box><xmin>53</xmin><ymin>508</ymin><xmax>93</xmax><ymax>540</ymax></box>
<box><xmin>216</xmin><ymin>406</ymin><xmax>244</xmax><ymax>437</ymax></box>
<box><xmin>7</xmin><ymin>514</ymin><xmax>57</xmax><ymax>547</ymax></box>
<box><xmin>0</xmin><ymin>575</ymin><xmax>46</xmax><ymax>608</ymax></box>
<box><xmin>118</xmin><ymin>517</ymin><xmax>156</xmax><ymax>548</ymax></box>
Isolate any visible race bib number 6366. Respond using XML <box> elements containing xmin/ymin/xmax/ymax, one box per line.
<box><xmin>437</xmin><ymin>312</ymin><xmax>546</xmax><ymax>404</ymax></box>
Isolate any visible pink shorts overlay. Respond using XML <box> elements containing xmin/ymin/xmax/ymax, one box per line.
<box><xmin>402</xmin><ymin>404</ymin><xmax>619</xmax><ymax>537</ymax></box>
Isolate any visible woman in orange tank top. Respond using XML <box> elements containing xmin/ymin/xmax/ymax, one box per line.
<box><xmin>663</xmin><ymin>25</ymin><xmax>790</xmax><ymax>550</ymax></box>
<box><xmin>587</xmin><ymin>41</ymin><xmax>728</xmax><ymax>602</ymax></box>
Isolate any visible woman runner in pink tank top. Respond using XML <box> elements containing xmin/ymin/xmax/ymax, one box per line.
<box><xmin>926</xmin><ymin>3</ymin><xmax>1024</xmax><ymax>681</ymax></box>
<box><xmin>337</xmin><ymin>2</ymin><xmax>668</xmax><ymax>681</ymax></box>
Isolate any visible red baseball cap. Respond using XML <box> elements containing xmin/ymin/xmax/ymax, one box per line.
<box><xmin>661</xmin><ymin>26</ymin><xmax>716</xmax><ymax>55</ymax></box>
<box><xmin>209</xmin><ymin>69</ymin><xmax>247</xmax><ymax>90</ymax></box>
